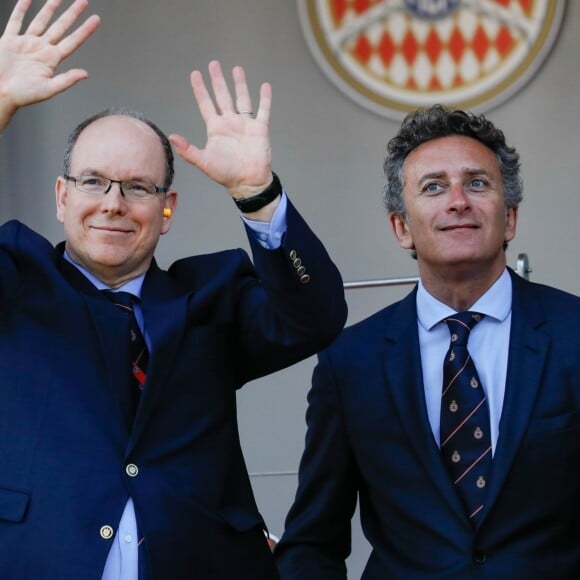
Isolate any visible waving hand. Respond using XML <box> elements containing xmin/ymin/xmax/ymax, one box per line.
<box><xmin>169</xmin><ymin>60</ymin><xmax>274</xmax><ymax>201</ymax></box>
<box><xmin>0</xmin><ymin>0</ymin><xmax>100</xmax><ymax>131</ymax></box>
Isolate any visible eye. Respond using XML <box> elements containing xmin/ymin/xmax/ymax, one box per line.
<box><xmin>423</xmin><ymin>181</ymin><xmax>443</xmax><ymax>196</ymax></box>
<box><xmin>469</xmin><ymin>177</ymin><xmax>488</xmax><ymax>190</ymax></box>
<box><xmin>125</xmin><ymin>181</ymin><xmax>155</xmax><ymax>196</ymax></box>
<box><xmin>79</xmin><ymin>175</ymin><xmax>107</xmax><ymax>188</ymax></box>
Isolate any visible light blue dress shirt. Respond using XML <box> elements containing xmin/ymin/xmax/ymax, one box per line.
<box><xmin>64</xmin><ymin>194</ymin><xmax>288</xmax><ymax>579</ymax></box>
<box><xmin>416</xmin><ymin>268</ymin><xmax>512</xmax><ymax>454</ymax></box>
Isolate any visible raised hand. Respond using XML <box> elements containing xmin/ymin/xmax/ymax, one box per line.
<box><xmin>169</xmin><ymin>60</ymin><xmax>273</xmax><ymax>200</ymax></box>
<box><xmin>0</xmin><ymin>0</ymin><xmax>100</xmax><ymax>131</ymax></box>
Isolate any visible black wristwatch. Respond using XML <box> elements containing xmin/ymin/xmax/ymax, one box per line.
<box><xmin>233</xmin><ymin>172</ymin><xmax>282</xmax><ymax>213</ymax></box>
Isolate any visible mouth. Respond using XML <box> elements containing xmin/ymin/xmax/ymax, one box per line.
<box><xmin>440</xmin><ymin>223</ymin><xmax>479</xmax><ymax>231</ymax></box>
<box><xmin>90</xmin><ymin>225</ymin><xmax>134</xmax><ymax>235</ymax></box>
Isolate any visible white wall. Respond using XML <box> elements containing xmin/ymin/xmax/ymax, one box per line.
<box><xmin>2</xmin><ymin>1</ymin><xmax>579</xmax><ymax>576</ymax></box>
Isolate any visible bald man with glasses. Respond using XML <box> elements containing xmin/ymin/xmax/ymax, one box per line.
<box><xmin>0</xmin><ymin>1</ymin><xmax>347</xmax><ymax>579</ymax></box>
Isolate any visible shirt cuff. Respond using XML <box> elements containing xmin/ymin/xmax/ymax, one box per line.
<box><xmin>241</xmin><ymin>191</ymin><xmax>288</xmax><ymax>249</ymax></box>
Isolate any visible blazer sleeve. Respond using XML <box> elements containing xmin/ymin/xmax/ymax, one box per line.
<box><xmin>235</xmin><ymin>197</ymin><xmax>347</xmax><ymax>381</ymax></box>
<box><xmin>0</xmin><ymin>220</ymin><xmax>54</xmax><ymax>304</ymax></box>
<box><xmin>275</xmin><ymin>350</ymin><xmax>358</xmax><ymax>579</ymax></box>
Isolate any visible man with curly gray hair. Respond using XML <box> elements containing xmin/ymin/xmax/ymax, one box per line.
<box><xmin>276</xmin><ymin>104</ymin><xmax>580</xmax><ymax>579</ymax></box>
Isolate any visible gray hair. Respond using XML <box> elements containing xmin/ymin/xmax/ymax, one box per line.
<box><xmin>383</xmin><ymin>104</ymin><xmax>522</xmax><ymax>217</ymax></box>
<box><xmin>63</xmin><ymin>107</ymin><xmax>175</xmax><ymax>187</ymax></box>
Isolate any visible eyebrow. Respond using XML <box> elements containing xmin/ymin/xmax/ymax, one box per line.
<box><xmin>461</xmin><ymin>167</ymin><xmax>494</xmax><ymax>177</ymax></box>
<box><xmin>419</xmin><ymin>171</ymin><xmax>446</xmax><ymax>182</ymax></box>
<box><xmin>418</xmin><ymin>167</ymin><xmax>494</xmax><ymax>183</ymax></box>
<box><xmin>73</xmin><ymin>169</ymin><xmax>154</xmax><ymax>182</ymax></box>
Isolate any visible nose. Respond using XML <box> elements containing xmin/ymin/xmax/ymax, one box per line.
<box><xmin>448</xmin><ymin>183</ymin><xmax>471</xmax><ymax>213</ymax></box>
<box><xmin>101</xmin><ymin>181</ymin><xmax>127</xmax><ymax>213</ymax></box>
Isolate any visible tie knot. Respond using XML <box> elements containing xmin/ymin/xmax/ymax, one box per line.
<box><xmin>101</xmin><ymin>290</ymin><xmax>136</xmax><ymax>313</ymax></box>
<box><xmin>445</xmin><ymin>311</ymin><xmax>483</xmax><ymax>346</ymax></box>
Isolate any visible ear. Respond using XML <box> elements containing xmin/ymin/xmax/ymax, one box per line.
<box><xmin>504</xmin><ymin>206</ymin><xmax>518</xmax><ymax>243</ymax></box>
<box><xmin>55</xmin><ymin>176</ymin><xmax>68</xmax><ymax>223</ymax></box>
<box><xmin>161</xmin><ymin>190</ymin><xmax>178</xmax><ymax>235</ymax></box>
<box><xmin>389</xmin><ymin>212</ymin><xmax>414</xmax><ymax>250</ymax></box>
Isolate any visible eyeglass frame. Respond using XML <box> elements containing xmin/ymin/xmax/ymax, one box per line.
<box><xmin>63</xmin><ymin>174</ymin><xmax>169</xmax><ymax>200</ymax></box>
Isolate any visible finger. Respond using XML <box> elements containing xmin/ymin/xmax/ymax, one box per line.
<box><xmin>255</xmin><ymin>82</ymin><xmax>272</xmax><ymax>125</ymax></box>
<box><xmin>190</xmin><ymin>69</ymin><xmax>217</xmax><ymax>124</ymax></box>
<box><xmin>44</xmin><ymin>0</ymin><xmax>91</xmax><ymax>43</ymax></box>
<box><xmin>4</xmin><ymin>0</ymin><xmax>33</xmax><ymax>35</ymax></box>
<box><xmin>232</xmin><ymin>65</ymin><xmax>253</xmax><ymax>115</ymax></box>
<box><xmin>44</xmin><ymin>68</ymin><xmax>89</xmax><ymax>97</ymax></box>
<box><xmin>57</xmin><ymin>14</ymin><xmax>100</xmax><ymax>59</ymax></box>
<box><xmin>208</xmin><ymin>60</ymin><xmax>235</xmax><ymax>115</ymax></box>
<box><xmin>25</xmin><ymin>0</ymin><xmax>63</xmax><ymax>36</ymax></box>
<box><xmin>168</xmin><ymin>134</ymin><xmax>203</xmax><ymax>168</ymax></box>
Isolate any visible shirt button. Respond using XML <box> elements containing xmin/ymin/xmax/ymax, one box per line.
<box><xmin>124</xmin><ymin>534</ymin><xmax>133</xmax><ymax>543</ymax></box>
<box><xmin>100</xmin><ymin>525</ymin><xmax>114</xmax><ymax>540</ymax></box>
<box><xmin>126</xmin><ymin>463</ymin><xmax>139</xmax><ymax>477</ymax></box>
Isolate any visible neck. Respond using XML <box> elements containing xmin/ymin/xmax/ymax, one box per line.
<box><xmin>419</xmin><ymin>262</ymin><xmax>506</xmax><ymax>311</ymax></box>
<box><xmin>63</xmin><ymin>247</ymin><xmax>150</xmax><ymax>290</ymax></box>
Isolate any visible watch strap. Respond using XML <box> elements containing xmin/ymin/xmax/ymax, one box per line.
<box><xmin>233</xmin><ymin>172</ymin><xmax>282</xmax><ymax>213</ymax></box>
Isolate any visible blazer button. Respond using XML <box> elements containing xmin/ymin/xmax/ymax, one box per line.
<box><xmin>289</xmin><ymin>250</ymin><xmax>297</xmax><ymax>260</ymax></box>
<box><xmin>299</xmin><ymin>274</ymin><xmax>311</xmax><ymax>284</ymax></box>
<box><xmin>292</xmin><ymin>258</ymin><xmax>302</xmax><ymax>268</ymax></box>
<box><xmin>126</xmin><ymin>463</ymin><xmax>139</xmax><ymax>477</ymax></box>
<box><xmin>296</xmin><ymin>266</ymin><xmax>306</xmax><ymax>276</ymax></box>
<box><xmin>100</xmin><ymin>525</ymin><xmax>114</xmax><ymax>540</ymax></box>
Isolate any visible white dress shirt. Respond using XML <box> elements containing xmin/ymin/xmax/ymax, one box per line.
<box><xmin>416</xmin><ymin>268</ymin><xmax>512</xmax><ymax>454</ymax></box>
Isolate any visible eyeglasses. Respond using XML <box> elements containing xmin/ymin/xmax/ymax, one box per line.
<box><xmin>64</xmin><ymin>174</ymin><xmax>168</xmax><ymax>200</ymax></box>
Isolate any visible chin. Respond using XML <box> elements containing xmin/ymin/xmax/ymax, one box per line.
<box><xmin>89</xmin><ymin>249</ymin><xmax>132</xmax><ymax>268</ymax></box>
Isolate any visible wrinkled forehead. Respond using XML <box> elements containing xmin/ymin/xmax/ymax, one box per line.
<box><xmin>403</xmin><ymin>135</ymin><xmax>500</xmax><ymax>175</ymax></box>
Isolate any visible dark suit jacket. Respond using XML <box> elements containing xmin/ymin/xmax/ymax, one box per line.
<box><xmin>275</xmin><ymin>269</ymin><xmax>580</xmax><ymax>579</ymax></box>
<box><xmin>0</xmin><ymin>200</ymin><xmax>347</xmax><ymax>580</ymax></box>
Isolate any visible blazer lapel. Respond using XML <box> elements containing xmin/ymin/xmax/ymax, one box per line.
<box><xmin>482</xmin><ymin>271</ymin><xmax>550</xmax><ymax>515</ymax></box>
<box><xmin>58</xmin><ymin>252</ymin><xmax>132</xmax><ymax>442</ymax></box>
<box><xmin>381</xmin><ymin>290</ymin><xmax>467</xmax><ymax>518</ymax></box>
<box><xmin>58</xmin><ymin>250</ymin><xmax>188</xmax><ymax>448</ymax></box>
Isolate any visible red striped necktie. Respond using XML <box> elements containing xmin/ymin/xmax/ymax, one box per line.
<box><xmin>440</xmin><ymin>311</ymin><xmax>492</xmax><ymax>523</ymax></box>
<box><xmin>102</xmin><ymin>290</ymin><xmax>148</xmax><ymax>418</ymax></box>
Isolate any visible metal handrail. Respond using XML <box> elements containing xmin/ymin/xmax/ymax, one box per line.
<box><xmin>344</xmin><ymin>276</ymin><xmax>419</xmax><ymax>290</ymax></box>
<box><xmin>515</xmin><ymin>253</ymin><xmax>532</xmax><ymax>280</ymax></box>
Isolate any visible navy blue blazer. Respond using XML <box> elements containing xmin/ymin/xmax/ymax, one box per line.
<box><xmin>0</xmin><ymin>200</ymin><xmax>347</xmax><ymax>580</ymax></box>
<box><xmin>276</xmin><ymin>269</ymin><xmax>580</xmax><ymax>579</ymax></box>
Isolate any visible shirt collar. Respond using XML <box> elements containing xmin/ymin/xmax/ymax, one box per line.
<box><xmin>417</xmin><ymin>268</ymin><xmax>512</xmax><ymax>331</ymax></box>
<box><xmin>63</xmin><ymin>250</ymin><xmax>145</xmax><ymax>298</ymax></box>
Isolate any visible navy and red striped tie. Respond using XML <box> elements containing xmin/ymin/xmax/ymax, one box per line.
<box><xmin>440</xmin><ymin>311</ymin><xmax>491</xmax><ymax>523</ymax></box>
<box><xmin>102</xmin><ymin>290</ymin><xmax>148</xmax><ymax>419</ymax></box>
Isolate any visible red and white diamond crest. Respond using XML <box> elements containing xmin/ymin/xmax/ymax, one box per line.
<box><xmin>298</xmin><ymin>0</ymin><xmax>565</xmax><ymax>119</ymax></box>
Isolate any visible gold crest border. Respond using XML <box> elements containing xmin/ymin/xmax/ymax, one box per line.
<box><xmin>298</xmin><ymin>0</ymin><xmax>566</xmax><ymax>119</ymax></box>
